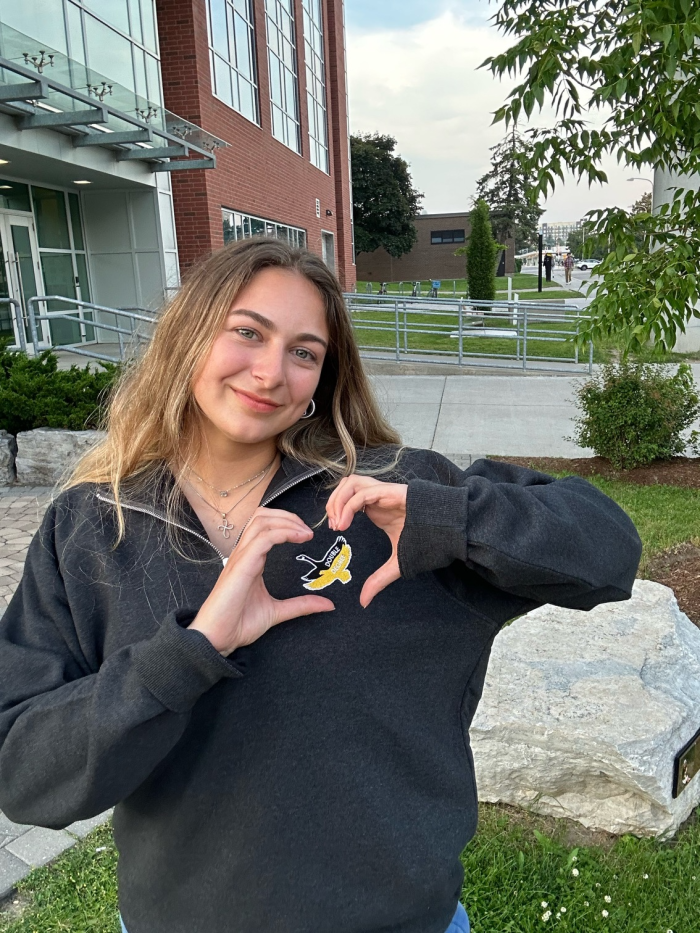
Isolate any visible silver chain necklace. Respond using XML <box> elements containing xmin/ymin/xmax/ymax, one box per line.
<box><xmin>187</xmin><ymin>460</ymin><xmax>273</xmax><ymax>498</ymax></box>
<box><xmin>186</xmin><ymin>460</ymin><xmax>274</xmax><ymax>538</ymax></box>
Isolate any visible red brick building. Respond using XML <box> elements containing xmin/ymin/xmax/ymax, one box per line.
<box><xmin>156</xmin><ymin>0</ymin><xmax>355</xmax><ymax>290</ymax></box>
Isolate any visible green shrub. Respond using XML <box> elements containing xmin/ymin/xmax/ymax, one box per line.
<box><xmin>0</xmin><ymin>345</ymin><xmax>118</xmax><ymax>436</ymax></box>
<box><xmin>570</xmin><ymin>360</ymin><xmax>700</xmax><ymax>469</ymax></box>
<box><xmin>465</xmin><ymin>199</ymin><xmax>498</xmax><ymax>301</ymax></box>
<box><xmin>515</xmin><ymin>257</ymin><xmax>523</xmax><ymax>273</ymax></box>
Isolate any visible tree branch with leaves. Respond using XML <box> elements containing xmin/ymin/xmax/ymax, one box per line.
<box><xmin>483</xmin><ymin>0</ymin><xmax>700</xmax><ymax>350</ymax></box>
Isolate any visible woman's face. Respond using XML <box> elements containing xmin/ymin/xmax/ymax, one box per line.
<box><xmin>192</xmin><ymin>267</ymin><xmax>330</xmax><ymax>448</ymax></box>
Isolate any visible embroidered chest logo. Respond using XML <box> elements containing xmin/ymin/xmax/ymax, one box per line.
<box><xmin>296</xmin><ymin>536</ymin><xmax>353</xmax><ymax>591</ymax></box>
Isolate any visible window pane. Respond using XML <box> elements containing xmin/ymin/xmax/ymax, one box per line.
<box><xmin>85</xmin><ymin>14</ymin><xmax>136</xmax><ymax>91</ymax></box>
<box><xmin>32</xmin><ymin>187</ymin><xmax>71</xmax><ymax>250</ymax></box>
<box><xmin>0</xmin><ymin>180</ymin><xmax>31</xmax><ymax>212</ymax></box>
<box><xmin>66</xmin><ymin>2</ymin><xmax>86</xmax><ymax>64</ymax></box>
<box><xmin>141</xmin><ymin>0</ymin><xmax>158</xmax><ymax>51</ymax></box>
<box><xmin>234</xmin><ymin>12</ymin><xmax>251</xmax><ymax>78</ymax></box>
<box><xmin>209</xmin><ymin>0</ymin><xmax>229</xmax><ymax>58</ymax></box>
<box><xmin>40</xmin><ymin>254</ymin><xmax>82</xmax><ymax>345</ymax></box>
<box><xmin>82</xmin><ymin>0</ymin><xmax>130</xmax><ymax>35</ymax></box>
<box><xmin>250</xmin><ymin>218</ymin><xmax>265</xmax><ymax>237</ymax></box>
<box><xmin>214</xmin><ymin>55</ymin><xmax>233</xmax><ymax>106</ymax></box>
<box><xmin>223</xmin><ymin>210</ymin><xmax>236</xmax><ymax>243</ymax></box>
<box><xmin>1</xmin><ymin>1</ymin><xmax>67</xmax><ymax>55</ymax></box>
<box><xmin>145</xmin><ymin>53</ymin><xmax>162</xmax><ymax>105</ymax></box>
<box><xmin>128</xmin><ymin>0</ymin><xmax>143</xmax><ymax>44</ymax></box>
<box><xmin>75</xmin><ymin>253</ymin><xmax>91</xmax><ymax>303</ymax></box>
<box><xmin>68</xmin><ymin>193</ymin><xmax>85</xmax><ymax>251</ymax></box>
<box><xmin>133</xmin><ymin>47</ymin><xmax>148</xmax><ymax>102</ymax></box>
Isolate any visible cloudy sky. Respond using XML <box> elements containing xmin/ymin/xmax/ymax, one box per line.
<box><xmin>344</xmin><ymin>0</ymin><xmax>652</xmax><ymax>222</ymax></box>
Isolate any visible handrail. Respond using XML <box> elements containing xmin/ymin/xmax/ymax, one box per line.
<box><xmin>0</xmin><ymin>297</ymin><xmax>25</xmax><ymax>353</ymax></box>
<box><xmin>26</xmin><ymin>295</ymin><xmax>158</xmax><ymax>362</ymax></box>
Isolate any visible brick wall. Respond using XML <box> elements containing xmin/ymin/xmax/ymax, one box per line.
<box><xmin>355</xmin><ymin>213</ymin><xmax>472</xmax><ymax>282</ymax></box>
<box><xmin>155</xmin><ymin>0</ymin><xmax>356</xmax><ymax>290</ymax></box>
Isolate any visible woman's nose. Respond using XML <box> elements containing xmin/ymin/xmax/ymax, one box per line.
<box><xmin>250</xmin><ymin>343</ymin><xmax>286</xmax><ymax>387</ymax></box>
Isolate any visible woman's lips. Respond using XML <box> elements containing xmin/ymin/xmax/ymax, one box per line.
<box><xmin>232</xmin><ymin>388</ymin><xmax>283</xmax><ymax>413</ymax></box>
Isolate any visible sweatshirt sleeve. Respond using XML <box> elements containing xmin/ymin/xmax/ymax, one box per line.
<box><xmin>397</xmin><ymin>456</ymin><xmax>642</xmax><ymax>610</ymax></box>
<box><xmin>0</xmin><ymin>503</ymin><xmax>242</xmax><ymax>829</ymax></box>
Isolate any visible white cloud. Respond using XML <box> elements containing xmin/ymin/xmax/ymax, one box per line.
<box><xmin>346</xmin><ymin>10</ymin><xmax>647</xmax><ymax>222</ymax></box>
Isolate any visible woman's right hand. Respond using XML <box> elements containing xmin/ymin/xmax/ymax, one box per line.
<box><xmin>188</xmin><ymin>508</ymin><xmax>335</xmax><ymax>656</ymax></box>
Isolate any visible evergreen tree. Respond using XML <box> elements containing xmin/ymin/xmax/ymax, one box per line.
<box><xmin>475</xmin><ymin>128</ymin><xmax>543</xmax><ymax>252</ymax></box>
<box><xmin>466</xmin><ymin>199</ymin><xmax>498</xmax><ymax>301</ymax></box>
<box><xmin>351</xmin><ymin>134</ymin><xmax>423</xmax><ymax>257</ymax></box>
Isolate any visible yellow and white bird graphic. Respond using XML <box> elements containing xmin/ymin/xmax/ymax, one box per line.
<box><xmin>296</xmin><ymin>536</ymin><xmax>353</xmax><ymax>591</ymax></box>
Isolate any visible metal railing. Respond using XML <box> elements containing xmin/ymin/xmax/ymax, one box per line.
<box><xmin>344</xmin><ymin>294</ymin><xmax>594</xmax><ymax>374</ymax></box>
<box><xmin>26</xmin><ymin>296</ymin><xmax>159</xmax><ymax>363</ymax></box>
<box><xmin>0</xmin><ymin>297</ymin><xmax>25</xmax><ymax>352</ymax></box>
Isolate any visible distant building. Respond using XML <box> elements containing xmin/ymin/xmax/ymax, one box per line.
<box><xmin>355</xmin><ymin>212</ymin><xmax>472</xmax><ymax>283</ymax></box>
<box><xmin>539</xmin><ymin>220</ymin><xmax>581</xmax><ymax>248</ymax></box>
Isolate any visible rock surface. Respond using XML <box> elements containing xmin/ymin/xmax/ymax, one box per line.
<box><xmin>470</xmin><ymin>580</ymin><xmax>700</xmax><ymax>838</ymax></box>
<box><xmin>15</xmin><ymin>429</ymin><xmax>105</xmax><ymax>486</ymax></box>
<box><xmin>0</xmin><ymin>431</ymin><xmax>16</xmax><ymax>485</ymax></box>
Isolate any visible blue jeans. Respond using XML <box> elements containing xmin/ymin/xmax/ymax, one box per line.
<box><xmin>120</xmin><ymin>903</ymin><xmax>470</xmax><ymax>933</ymax></box>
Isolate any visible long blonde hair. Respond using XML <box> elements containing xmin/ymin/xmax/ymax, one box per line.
<box><xmin>67</xmin><ymin>237</ymin><xmax>400</xmax><ymax>539</ymax></box>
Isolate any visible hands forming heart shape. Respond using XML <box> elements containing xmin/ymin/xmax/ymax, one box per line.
<box><xmin>325</xmin><ymin>475</ymin><xmax>408</xmax><ymax>609</ymax></box>
<box><xmin>189</xmin><ymin>476</ymin><xmax>408</xmax><ymax>657</ymax></box>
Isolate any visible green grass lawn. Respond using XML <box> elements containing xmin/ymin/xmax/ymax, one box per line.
<box><xmin>351</xmin><ymin>309</ymin><xmax>600</xmax><ymax>364</ymax></box>
<box><xmin>4</xmin><ymin>803</ymin><xmax>700</xmax><ymax>933</ymax></box>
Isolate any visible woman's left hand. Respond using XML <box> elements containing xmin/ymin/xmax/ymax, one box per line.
<box><xmin>326</xmin><ymin>475</ymin><xmax>408</xmax><ymax>608</ymax></box>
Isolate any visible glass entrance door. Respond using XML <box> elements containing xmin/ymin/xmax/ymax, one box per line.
<box><xmin>0</xmin><ymin>213</ymin><xmax>46</xmax><ymax>351</ymax></box>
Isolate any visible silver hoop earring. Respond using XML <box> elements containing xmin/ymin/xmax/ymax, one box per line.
<box><xmin>300</xmin><ymin>399</ymin><xmax>316</xmax><ymax>420</ymax></box>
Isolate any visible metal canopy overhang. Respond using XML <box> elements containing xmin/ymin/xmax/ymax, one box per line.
<box><xmin>0</xmin><ymin>56</ymin><xmax>223</xmax><ymax>172</ymax></box>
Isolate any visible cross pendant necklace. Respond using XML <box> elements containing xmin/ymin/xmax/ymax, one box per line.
<box><xmin>218</xmin><ymin>516</ymin><xmax>235</xmax><ymax>539</ymax></box>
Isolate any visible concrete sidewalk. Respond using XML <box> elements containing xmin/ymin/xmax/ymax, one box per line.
<box><xmin>370</xmin><ymin>365</ymin><xmax>700</xmax><ymax>459</ymax></box>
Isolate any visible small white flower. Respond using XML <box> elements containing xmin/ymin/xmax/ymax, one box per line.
<box><xmin>602</xmin><ymin>909</ymin><xmax>609</xmax><ymax>918</ymax></box>
<box><xmin>559</xmin><ymin>907</ymin><xmax>567</xmax><ymax>913</ymax></box>
<box><xmin>643</xmin><ymin>873</ymin><xmax>649</xmax><ymax>879</ymax></box>
<box><xmin>541</xmin><ymin>902</ymin><xmax>548</xmax><ymax>908</ymax></box>
<box><xmin>604</xmin><ymin>895</ymin><xmax>611</xmax><ymax>903</ymax></box>
<box><xmin>584</xmin><ymin>901</ymin><xmax>589</xmax><ymax>907</ymax></box>
<box><xmin>95</xmin><ymin>846</ymin><xmax>107</xmax><ymax>852</ymax></box>
<box><xmin>595</xmin><ymin>882</ymin><xmax>601</xmax><ymax>888</ymax></box>
<box><xmin>572</xmin><ymin>855</ymin><xmax>578</xmax><ymax>861</ymax></box>
<box><xmin>542</xmin><ymin>910</ymin><xmax>552</xmax><ymax>922</ymax></box>
<box><xmin>667</xmin><ymin>929</ymin><xmax>674</xmax><ymax>933</ymax></box>
<box><xmin>693</xmin><ymin>876</ymin><xmax>697</xmax><ymax>881</ymax></box>
<box><xmin>571</xmin><ymin>868</ymin><xmax>579</xmax><ymax>877</ymax></box>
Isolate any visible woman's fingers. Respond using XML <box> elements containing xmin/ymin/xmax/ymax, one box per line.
<box><xmin>359</xmin><ymin>558</ymin><xmax>401</xmax><ymax>608</ymax></box>
<box><xmin>327</xmin><ymin>476</ymin><xmax>405</xmax><ymax>530</ymax></box>
<box><xmin>272</xmin><ymin>595</ymin><xmax>335</xmax><ymax>625</ymax></box>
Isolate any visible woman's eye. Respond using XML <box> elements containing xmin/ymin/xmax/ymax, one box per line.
<box><xmin>294</xmin><ymin>347</ymin><xmax>316</xmax><ymax>362</ymax></box>
<box><xmin>235</xmin><ymin>327</ymin><xmax>258</xmax><ymax>340</ymax></box>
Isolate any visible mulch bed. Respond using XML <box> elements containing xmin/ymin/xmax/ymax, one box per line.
<box><xmin>646</xmin><ymin>543</ymin><xmax>700</xmax><ymax>628</ymax></box>
<box><xmin>497</xmin><ymin>457</ymin><xmax>700</xmax><ymax>625</ymax></box>
<box><xmin>495</xmin><ymin>456</ymin><xmax>700</xmax><ymax>488</ymax></box>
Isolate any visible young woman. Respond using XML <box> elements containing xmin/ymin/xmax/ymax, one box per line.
<box><xmin>0</xmin><ymin>239</ymin><xmax>641</xmax><ymax>933</ymax></box>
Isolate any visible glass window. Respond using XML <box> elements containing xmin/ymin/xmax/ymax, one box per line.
<box><xmin>431</xmin><ymin>229</ymin><xmax>465</xmax><ymax>245</ymax></box>
<box><xmin>66</xmin><ymin>2</ymin><xmax>86</xmax><ymax>64</ymax></box>
<box><xmin>32</xmin><ymin>187</ymin><xmax>71</xmax><ymax>250</ymax></box>
<box><xmin>145</xmin><ymin>51</ymin><xmax>162</xmax><ymax>105</ymax></box>
<box><xmin>0</xmin><ymin>180</ymin><xmax>31</xmax><ymax>212</ymax></box>
<box><xmin>0</xmin><ymin>1</ymin><xmax>68</xmax><ymax>56</ymax></box>
<box><xmin>75</xmin><ymin>253</ymin><xmax>91</xmax><ymax>302</ymax></box>
<box><xmin>222</xmin><ymin>208</ymin><xmax>305</xmax><ymax>247</ymax></box>
<box><xmin>140</xmin><ymin>0</ymin><xmax>158</xmax><ymax>52</ymax></box>
<box><xmin>68</xmin><ymin>193</ymin><xmax>85</xmax><ymax>251</ymax></box>
<box><xmin>84</xmin><ymin>13</ymin><xmax>137</xmax><ymax>92</ymax></box>
<box><xmin>302</xmin><ymin>0</ymin><xmax>329</xmax><ymax>172</ymax></box>
<box><xmin>81</xmin><ymin>0</ymin><xmax>130</xmax><ymax>35</ymax></box>
<box><xmin>128</xmin><ymin>0</ymin><xmax>143</xmax><ymax>44</ymax></box>
<box><xmin>265</xmin><ymin>0</ymin><xmax>300</xmax><ymax>153</ymax></box>
<box><xmin>207</xmin><ymin>0</ymin><xmax>259</xmax><ymax>123</ymax></box>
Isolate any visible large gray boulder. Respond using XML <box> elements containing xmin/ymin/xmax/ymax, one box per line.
<box><xmin>15</xmin><ymin>428</ymin><xmax>105</xmax><ymax>486</ymax></box>
<box><xmin>470</xmin><ymin>580</ymin><xmax>700</xmax><ymax>838</ymax></box>
<box><xmin>0</xmin><ymin>430</ymin><xmax>16</xmax><ymax>484</ymax></box>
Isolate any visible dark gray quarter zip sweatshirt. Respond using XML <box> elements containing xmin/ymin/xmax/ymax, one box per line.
<box><xmin>0</xmin><ymin>450</ymin><xmax>641</xmax><ymax>933</ymax></box>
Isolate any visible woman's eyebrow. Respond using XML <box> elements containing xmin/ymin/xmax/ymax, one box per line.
<box><xmin>230</xmin><ymin>309</ymin><xmax>328</xmax><ymax>349</ymax></box>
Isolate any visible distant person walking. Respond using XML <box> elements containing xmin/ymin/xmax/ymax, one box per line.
<box><xmin>543</xmin><ymin>252</ymin><xmax>553</xmax><ymax>282</ymax></box>
<box><xmin>563</xmin><ymin>252</ymin><xmax>575</xmax><ymax>284</ymax></box>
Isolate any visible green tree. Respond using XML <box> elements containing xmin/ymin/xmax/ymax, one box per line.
<box><xmin>567</xmin><ymin>224</ymin><xmax>607</xmax><ymax>260</ymax></box>
<box><xmin>475</xmin><ymin>127</ymin><xmax>543</xmax><ymax>251</ymax></box>
<box><xmin>465</xmin><ymin>199</ymin><xmax>498</xmax><ymax>300</ymax></box>
<box><xmin>350</xmin><ymin>134</ymin><xmax>423</xmax><ymax>257</ymax></box>
<box><xmin>483</xmin><ymin>0</ymin><xmax>700</xmax><ymax>351</ymax></box>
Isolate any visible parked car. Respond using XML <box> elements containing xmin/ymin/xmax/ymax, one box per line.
<box><xmin>576</xmin><ymin>258</ymin><xmax>602</xmax><ymax>271</ymax></box>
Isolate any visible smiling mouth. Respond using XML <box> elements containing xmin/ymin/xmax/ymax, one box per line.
<box><xmin>232</xmin><ymin>388</ymin><xmax>283</xmax><ymax>413</ymax></box>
